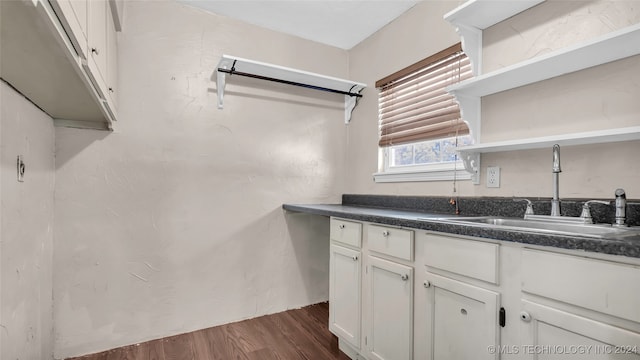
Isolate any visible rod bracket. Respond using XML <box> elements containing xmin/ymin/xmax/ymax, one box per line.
<box><xmin>217</xmin><ymin>68</ymin><xmax>227</xmax><ymax>110</ymax></box>
<box><xmin>345</xmin><ymin>93</ymin><xmax>359</xmax><ymax>124</ymax></box>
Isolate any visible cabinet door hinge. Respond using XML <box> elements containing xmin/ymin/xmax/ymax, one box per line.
<box><xmin>499</xmin><ymin>307</ymin><xmax>506</xmax><ymax>327</ymax></box>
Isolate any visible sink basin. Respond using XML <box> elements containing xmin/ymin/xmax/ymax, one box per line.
<box><xmin>433</xmin><ymin>216</ymin><xmax>640</xmax><ymax>239</ymax></box>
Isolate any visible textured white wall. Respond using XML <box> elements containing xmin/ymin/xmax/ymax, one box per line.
<box><xmin>53</xmin><ymin>1</ymin><xmax>347</xmax><ymax>358</ymax></box>
<box><xmin>346</xmin><ymin>0</ymin><xmax>640</xmax><ymax>199</ymax></box>
<box><xmin>0</xmin><ymin>82</ymin><xmax>55</xmax><ymax>359</ymax></box>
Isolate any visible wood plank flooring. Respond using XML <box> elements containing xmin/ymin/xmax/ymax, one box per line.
<box><xmin>68</xmin><ymin>302</ymin><xmax>350</xmax><ymax>360</ymax></box>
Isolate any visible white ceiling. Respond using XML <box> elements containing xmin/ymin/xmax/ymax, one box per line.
<box><xmin>179</xmin><ymin>1</ymin><xmax>420</xmax><ymax>49</ymax></box>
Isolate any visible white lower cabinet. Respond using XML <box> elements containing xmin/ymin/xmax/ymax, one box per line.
<box><xmin>366</xmin><ymin>255</ymin><xmax>413</xmax><ymax>360</ymax></box>
<box><xmin>424</xmin><ymin>273</ymin><xmax>500</xmax><ymax>360</ymax></box>
<box><xmin>520</xmin><ymin>300</ymin><xmax>640</xmax><ymax>360</ymax></box>
<box><xmin>329</xmin><ymin>218</ymin><xmax>415</xmax><ymax>360</ymax></box>
<box><xmin>420</xmin><ymin>232</ymin><xmax>501</xmax><ymax>360</ymax></box>
<box><xmin>327</xmin><ymin>219</ymin><xmax>640</xmax><ymax>360</ymax></box>
<box><xmin>519</xmin><ymin>249</ymin><xmax>640</xmax><ymax>359</ymax></box>
<box><xmin>330</xmin><ymin>244</ymin><xmax>362</xmax><ymax>350</ymax></box>
<box><xmin>329</xmin><ymin>218</ymin><xmax>363</xmax><ymax>357</ymax></box>
<box><xmin>521</xmin><ymin>249</ymin><xmax>640</xmax><ymax>323</ymax></box>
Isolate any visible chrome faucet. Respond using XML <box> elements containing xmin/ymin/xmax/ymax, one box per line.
<box><xmin>614</xmin><ymin>188</ymin><xmax>627</xmax><ymax>227</ymax></box>
<box><xmin>551</xmin><ymin>144</ymin><xmax>561</xmax><ymax>216</ymax></box>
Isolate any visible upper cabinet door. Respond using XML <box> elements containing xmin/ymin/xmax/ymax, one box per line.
<box><xmin>85</xmin><ymin>0</ymin><xmax>108</xmax><ymax>98</ymax></box>
<box><xmin>106</xmin><ymin>3</ymin><xmax>118</xmax><ymax>112</ymax></box>
<box><xmin>50</xmin><ymin>0</ymin><xmax>89</xmax><ymax>59</ymax></box>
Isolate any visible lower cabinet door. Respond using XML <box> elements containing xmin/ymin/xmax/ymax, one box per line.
<box><xmin>425</xmin><ymin>272</ymin><xmax>500</xmax><ymax>360</ymax></box>
<box><xmin>329</xmin><ymin>244</ymin><xmax>361</xmax><ymax>349</ymax></box>
<box><xmin>367</xmin><ymin>256</ymin><xmax>413</xmax><ymax>360</ymax></box>
<box><xmin>521</xmin><ymin>300</ymin><xmax>640</xmax><ymax>359</ymax></box>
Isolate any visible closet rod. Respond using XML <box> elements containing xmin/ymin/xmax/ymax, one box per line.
<box><xmin>217</xmin><ymin>67</ymin><xmax>363</xmax><ymax>98</ymax></box>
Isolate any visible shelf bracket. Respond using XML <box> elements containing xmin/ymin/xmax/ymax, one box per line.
<box><xmin>345</xmin><ymin>94</ymin><xmax>359</xmax><ymax>124</ymax></box>
<box><xmin>454</xmin><ymin>23</ymin><xmax>482</xmax><ymax>76</ymax></box>
<box><xmin>217</xmin><ymin>64</ymin><xmax>228</xmax><ymax>110</ymax></box>
<box><xmin>460</xmin><ymin>151</ymin><xmax>480</xmax><ymax>185</ymax></box>
<box><xmin>451</xmin><ymin>91</ymin><xmax>481</xmax><ymax>144</ymax></box>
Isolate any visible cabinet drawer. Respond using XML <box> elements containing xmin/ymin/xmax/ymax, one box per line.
<box><xmin>522</xmin><ymin>249</ymin><xmax>640</xmax><ymax>323</ymax></box>
<box><xmin>424</xmin><ymin>234</ymin><xmax>499</xmax><ymax>284</ymax></box>
<box><xmin>330</xmin><ymin>218</ymin><xmax>362</xmax><ymax>248</ymax></box>
<box><xmin>368</xmin><ymin>225</ymin><xmax>413</xmax><ymax>261</ymax></box>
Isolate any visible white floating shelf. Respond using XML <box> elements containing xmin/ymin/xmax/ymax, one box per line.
<box><xmin>445</xmin><ymin>1</ymin><xmax>640</xmax><ymax>184</ymax></box>
<box><xmin>457</xmin><ymin>126</ymin><xmax>640</xmax><ymax>155</ymax></box>
<box><xmin>444</xmin><ymin>0</ymin><xmax>545</xmax><ymax>31</ymax></box>
<box><xmin>448</xmin><ymin>23</ymin><xmax>640</xmax><ymax>97</ymax></box>
<box><xmin>444</xmin><ymin>0</ymin><xmax>545</xmax><ymax>75</ymax></box>
<box><xmin>216</xmin><ymin>55</ymin><xmax>366</xmax><ymax>124</ymax></box>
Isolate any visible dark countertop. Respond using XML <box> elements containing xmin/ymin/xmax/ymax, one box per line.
<box><xmin>282</xmin><ymin>200</ymin><xmax>640</xmax><ymax>259</ymax></box>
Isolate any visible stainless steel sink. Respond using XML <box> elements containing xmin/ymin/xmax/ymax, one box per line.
<box><xmin>428</xmin><ymin>216</ymin><xmax>640</xmax><ymax>239</ymax></box>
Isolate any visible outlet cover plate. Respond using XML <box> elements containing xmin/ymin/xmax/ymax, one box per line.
<box><xmin>487</xmin><ymin>166</ymin><xmax>500</xmax><ymax>188</ymax></box>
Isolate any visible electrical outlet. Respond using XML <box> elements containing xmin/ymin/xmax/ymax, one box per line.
<box><xmin>487</xmin><ymin>166</ymin><xmax>500</xmax><ymax>188</ymax></box>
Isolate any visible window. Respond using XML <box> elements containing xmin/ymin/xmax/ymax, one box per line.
<box><xmin>373</xmin><ymin>43</ymin><xmax>473</xmax><ymax>182</ymax></box>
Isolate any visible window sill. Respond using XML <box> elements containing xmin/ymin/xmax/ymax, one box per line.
<box><xmin>373</xmin><ymin>168</ymin><xmax>472</xmax><ymax>183</ymax></box>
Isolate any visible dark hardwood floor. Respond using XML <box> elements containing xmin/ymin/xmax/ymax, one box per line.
<box><xmin>68</xmin><ymin>302</ymin><xmax>350</xmax><ymax>360</ymax></box>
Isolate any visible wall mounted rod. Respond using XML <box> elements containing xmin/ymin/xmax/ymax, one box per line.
<box><xmin>217</xmin><ymin>67</ymin><xmax>363</xmax><ymax>98</ymax></box>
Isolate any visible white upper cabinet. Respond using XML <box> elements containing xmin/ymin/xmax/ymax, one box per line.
<box><xmin>85</xmin><ymin>0</ymin><xmax>108</xmax><ymax>99</ymax></box>
<box><xmin>84</xmin><ymin>0</ymin><xmax>119</xmax><ymax>119</ymax></box>
<box><xmin>50</xmin><ymin>0</ymin><xmax>89</xmax><ymax>59</ymax></box>
<box><xmin>0</xmin><ymin>0</ymin><xmax>120</xmax><ymax>130</ymax></box>
<box><xmin>106</xmin><ymin>4</ymin><xmax>118</xmax><ymax>112</ymax></box>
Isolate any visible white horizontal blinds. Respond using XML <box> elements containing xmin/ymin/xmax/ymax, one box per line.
<box><xmin>377</xmin><ymin>43</ymin><xmax>472</xmax><ymax>147</ymax></box>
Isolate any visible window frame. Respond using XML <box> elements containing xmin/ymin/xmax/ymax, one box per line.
<box><xmin>374</xmin><ymin>43</ymin><xmax>472</xmax><ymax>183</ymax></box>
<box><xmin>374</xmin><ymin>147</ymin><xmax>472</xmax><ymax>183</ymax></box>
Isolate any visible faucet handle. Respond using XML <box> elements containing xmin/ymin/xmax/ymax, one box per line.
<box><xmin>580</xmin><ymin>200</ymin><xmax>610</xmax><ymax>224</ymax></box>
<box><xmin>514</xmin><ymin>198</ymin><xmax>534</xmax><ymax>216</ymax></box>
<box><xmin>614</xmin><ymin>189</ymin><xmax>627</xmax><ymax>227</ymax></box>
